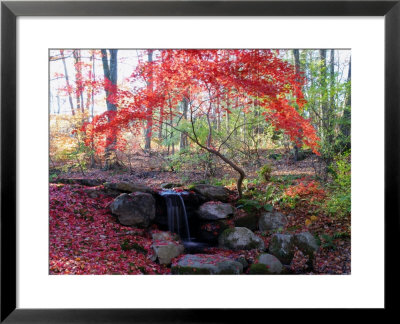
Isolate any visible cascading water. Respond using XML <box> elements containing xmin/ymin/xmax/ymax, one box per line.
<box><xmin>160</xmin><ymin>190</ymin><xmax>191</xmax><ymax>241</ymax></box>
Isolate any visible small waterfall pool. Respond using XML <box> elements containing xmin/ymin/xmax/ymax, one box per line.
<box><xmin>159</xmin><ymin>189</ymin><xmax>211</xmax><ymax>253</ymax></box>
<box><xmin>159</xmin><ymin>190</ymin><xmax>192</xmax><ymax>241</ymax></box>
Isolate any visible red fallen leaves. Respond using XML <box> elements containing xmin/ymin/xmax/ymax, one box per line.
<box><xmin>201</xmin><ymin>223</ymin><xmax>221</xmax><ymax>231</ymax></box>
<box><xmin>290</xmin><ymin>248</ymin><xmax>309</xmax><ymax>273</ymax></box>
<box><xmin>284</xmin><ymin>178</ymin><xmax>326</xmax><ymax>202</ymax></box>
<box><xmin>49</xmin><ymin>184</ymin><xmax>170</xmax><ymax>275</ymax></box>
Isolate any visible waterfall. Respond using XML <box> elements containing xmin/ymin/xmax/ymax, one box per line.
<box><xmin>160</xmin><ymin>190</ymin><xmax>191</xmax><ymax>241</ymax></box>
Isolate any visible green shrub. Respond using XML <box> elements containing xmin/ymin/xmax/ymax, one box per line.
<box><xmin>237</xmin><ymin>198</ymin><xmax>273</xmax><ymax>213</ymax></box>
<box><xmin>325</xmin><ymin>151</ymin><xmax>351</xmax><ymax>218</ymax></box>
<box><xmin>258</xmin><ymin>164</ymin><xmax>273</xmax><ymax>182</ymax></box>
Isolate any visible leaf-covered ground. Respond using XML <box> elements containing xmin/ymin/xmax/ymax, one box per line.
<box><xmin>49</xmin><ymin>184</ymin><xmax>170</xmax><ymax>274</ymax></box>
<box><xmin>50</xmin><ymin>178</ymin><xmax>350</xmax><ymax>275</ymax></box>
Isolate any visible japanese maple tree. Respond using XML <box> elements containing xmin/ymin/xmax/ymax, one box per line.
<box><xmin>82</xmin><ymin>49</ymin><xmax>319</xmax><ymax>197</ymax></box>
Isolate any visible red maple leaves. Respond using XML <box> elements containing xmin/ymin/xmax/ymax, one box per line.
<box><xmin>49</xmin><ymin>184</ymin><xmax>169</xmax><ymax>275</ymax></box>
<box><xmin>81</xmin><ymin>49</ymin><xmax>320</xmax><ymax>154</ymax></box>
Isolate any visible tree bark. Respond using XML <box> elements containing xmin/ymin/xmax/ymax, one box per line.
<box><xmin>328</xmin><ymin>49</ymin><xmax>335</xmax><ymax>145</ymax></box>
<box><xmin>180</xmin><ymin>97</ymin><xmax>188</xmax><ymax>149</ymax></box>
<box><xmin>73</xmin><ymin>49</ymin><xmax>84</xmax><ymax>114</ymax></box>
<box><xmin>293</xmin><ymin>49</ymin><xmax>301</xmax><ymax>161</ymax></box>
<box><xmin>101</xmin><ymin>49</ymin><xmax>118</xmax><ymax>112</ymax></box>
<box><xmin>60</xmin><ymin>50</ymin><xmax>75</xmax><ymax>116</ymax></box>
<box><xmin>340</xmin><ymin>57</ymin><xmax>351</xmax><ymax>149</ymax></box>
<box><xmin>319</xmin><ymin>49</ymin><xmax>327</xmax><ymax>142</ymax></box>
<box><xmin>144</xmin><ymin>50</ymin><xmax>154</xmax><ymax>151</ymax></box>
<box><xmin>100</xmin><ymin>49</ymin><xmax>119</xmax><ymax>169</ymax></box>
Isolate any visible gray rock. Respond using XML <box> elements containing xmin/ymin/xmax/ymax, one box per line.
<box><xmin>152</xmin><ymin>241</ymin><xmax>184</xmax><ymax>265</ymax></box>
<box><xmin>110</xmin><ymin>192</ymin><xmax>156</xmax><ymax>227</ymax></box>
<box><xmin>192</xmin><ymin>184</ymin><xmax>229</xmax><ymax>202</ymax></box>
<box><xmin>218</xmin><ymin>227</ymin><xmax>265</xmax><ymax>251</ymax></box>
<box><xmin>161</xmin><ymin>183</ymin><xmax>182</xmax><ymax>189</ymax></box>
<box><xmin>235</xmin><ymin>256</ymin><xmax>249</xmax><ymax>269</ymax></box>
<box><xmin>258</xmin><ymin>253</ymin><xmax>283</xmax><ymax>274</ymax></box>
<box><xmin>105</xmin><ymin>181</ymin><xmax>154</xmax><ymax>194</ymax></box>
<box><xmin>151</xmin><ymin>231</ymin><xmax>180</xmax><ymax>242</ymax></box>
<box><xmin>171</xmin><ymin>254</ymin><xmax>243</xmax><ymax>274</ymax></box>
<box><xmin>268</xmin><ymin>234</ymin><xmax>295</xmax><ymax>264</ymax></box>
<box><xmin>259</xmin><ymin>211</ymin><xmax>288</xmax><ymax>231</ymax></box>
<box><xmin>293</xmin><ymin>232</ymin><xmax>319</xmax><ymax>258</ymax></box>
<box><xmin>55</xmin><ymin>178</ymin><xmax>105</xmax><ymax>186</ymax></box>
<box><xmin>197</xmin><ymin>202</ymin><xmax>235</xmax><ymax>220</ymax></box>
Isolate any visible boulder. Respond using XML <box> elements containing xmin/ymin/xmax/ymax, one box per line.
<box><xmin>218</xmin><ymin>227</ymin><xmax>265</xmax><ymax>251</ymax></box>
<box><xmin>197</xmin><ymin>202</ymin><xmax>235</xmax><ymax>220</ymax></box>
<box><xmin>257</xmin><ymin>253</ymin><xmax>283</xmax><ymax>274</ymax></box>
<box><xmin>234</xmin><ymin>213</ymin><xmax>259</xmax><ymax>231</ymax></box>
<box><xmin>151</xmin><ymin>231</ymin><xmax>180</xmax><ymax>242</ymax></box>
<box><xmin>110</xmin><ymin>192</ymin><xmax>156</xmax><ymax>227</ymax></box>
<box><xmin>192</xmin><ymin>184</ymin><xmax>229</xmax><ymax>202</ymax></box>
<box><xmin>198</xmin><ymin>220</ymin><xmax>228</xmax><ymax>244</ymax></box>
<box><xmin>171</xmin><ymin>254</ymin><xmax>243</xmax><ymax>274</ymax></box>
<box><xmin>83</xmin><ymin>187</ymin><xmax>120</xmax><ymax>198</ymax></box>
<box><xmin>55</xmin><ymin>178</ymin><xmax>105</xmax><ymax>186</ymax></box>
<box><xmin>235</xmin><ymin>256</ymin><xmax>249</xmax><ymax>269</ymax></box>
<box><xmin>161</xmin><ymin>183</ymin><xmax>182</xmax><ymax>189</ymax></box>
<box><xmin>105</xmin><ymin>181</ymin><xmax>154</xmax><ymax>194</ymax></box>
<box><xmin>258</xmin><ymin>211</ymin><xmax>287</xmax><ymax>231</ymax></box>
<box><xmin>293</xmin><ymin>232</ymin><xmax>319</xmax><ymax>259</ymax></box>
<box><xmin>268</xmin><ymin>234</ymin><xmax>295</xmax><ymax>264</ymax></box>
<box><xmin>152</xmin><ymin>241</ymin><xmax>184</xmax><ymax>265</ymax></box>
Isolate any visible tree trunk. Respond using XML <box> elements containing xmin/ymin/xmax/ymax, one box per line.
<box><xmin>293</xmin><ymin>49</ymin><xmax>301</xmax><ymax>161</ymax></box>
<box><xmin>60</xmin><ymin>50</ymin><xmax>75</xmax><ymax>115</ymax></box>
<box><xmin>56</xmin><ymin>95</ymin><xmax>61</xmax><ymax>114</ymax></box>
<box><xmin>101</xmin><ymin>49</ymin><xmax>118</xmax><ymax>112</ymax></box>
<box><xmin>328</xmin><ymin>49</ymin><xmax>335</xmax><ymax>145</ymax></box>
<box><xmin>101</xmin><ymin>49</ymin><xmax>119</xmax><ymax>169</ymax></box>
<box><xmin>340</xmin><ymin>58</ymin><xmax>351</xmax><ymax>150</ymax></box>
<box><xmin>144</xmin><ymin>50</ymin><xmax>154</xmax><ymax>151</ymax></box>
<box><xmin>73</xmin><ymin>49</ymin><xmax>84</xmax><ymax>114</ymax></box>
<box><xmin>180</xmin><ymin>97</ymin><xmax>188</xmax><ymax>149</ymax></box>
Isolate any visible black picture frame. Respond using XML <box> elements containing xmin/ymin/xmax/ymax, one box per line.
<box><xmin>1</xmin><ymin>0</ymin><xmax>398</xmax><ymax>322</ymax></box>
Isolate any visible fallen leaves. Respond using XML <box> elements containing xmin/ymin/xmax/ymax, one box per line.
<box><xmin>49</xmin><ymin>184</ymin><xmax>170</xmax><ymax>275</ymax></box>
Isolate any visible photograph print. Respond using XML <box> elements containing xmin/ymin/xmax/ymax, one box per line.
<box><xmin>49</xmin><ymin>49</ymin><xmax>351</xmax><ymax>275</ymax></box>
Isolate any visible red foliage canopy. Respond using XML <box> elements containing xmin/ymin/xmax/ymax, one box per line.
<box><xmin>82</xmin><ymin>49</ymin><xmax>319</xmax><ymax>154</ymax></box>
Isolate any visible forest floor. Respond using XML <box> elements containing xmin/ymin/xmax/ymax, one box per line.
<box><xmin>49</xmin><ymin>150</ymin><xmax>351</xmax><ymax>275</ymax></box>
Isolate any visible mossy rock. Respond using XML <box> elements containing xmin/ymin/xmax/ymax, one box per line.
<box><xmin>249</xmin><ymin>263</ymin><xmax>272</xmax><ymax>274</ymax></box>
<box><xmin>171</xmin><ymin>266</ymin><xmax>211</xmax><ymax>275</ymax></box>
